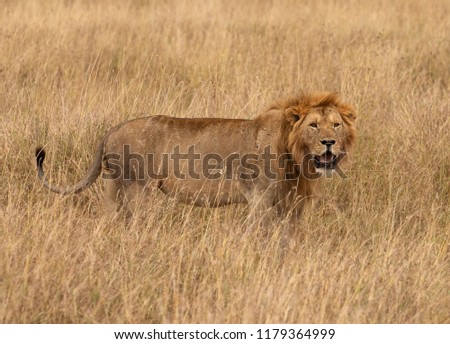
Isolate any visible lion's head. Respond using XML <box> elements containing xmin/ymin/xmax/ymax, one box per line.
<box><xmin>275</xmin><ymin>92</ymin><xmax>356</xmax><ymax>178</ymax></box>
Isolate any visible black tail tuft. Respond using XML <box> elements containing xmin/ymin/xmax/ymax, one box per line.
<box><xmin>35</xmin><ymin>146</ymin><xmax>46</xmax><ymax>167</ymax></box>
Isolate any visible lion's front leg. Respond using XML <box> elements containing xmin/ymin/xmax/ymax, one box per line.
<box><xmin>245</xmin><ymin>190</ymin><xmax>278</xmax><ymax>231</ymax></box>
<box><xmin>277</xmin><ymin>195</ymin><xmax>312</xmax><ymax>246</ymax></box>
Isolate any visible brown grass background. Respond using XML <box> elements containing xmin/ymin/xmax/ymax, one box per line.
<box><xmin>1</xmin><ymin>0</ymin><xmax>449</xmax><ymax>323</ymax></box>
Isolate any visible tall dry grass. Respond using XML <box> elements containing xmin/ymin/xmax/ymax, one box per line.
<box><xmin>1</xmin><ymin>0</ymin><xmax>449</xmax><ymax>323</ymax></box>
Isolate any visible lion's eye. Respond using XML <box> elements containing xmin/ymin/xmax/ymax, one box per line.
<box><xmin>334</xmin><ymin>123</ymin><xmax>341</xmax><ymax>128</ymax></box>
<box><xmin>309</xmin><ymin>123</ymin><xmax>318</xmax><ymax>128</ymax></box>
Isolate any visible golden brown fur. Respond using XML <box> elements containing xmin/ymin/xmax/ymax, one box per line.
<box><xmin>35</xmin><ymin>92</ymin><xmax>357</xmax><ymax>224</ymax></box>
<box><xmin>273</xmin><ymin>93</ymin><xmax>356</xmax><ymax>211</ymax></box>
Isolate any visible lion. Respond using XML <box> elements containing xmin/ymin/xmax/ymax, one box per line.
<box><xmin>35</xmin><ymin>92</ymin><xmax>356</xmax><ymax>224</ymax></box>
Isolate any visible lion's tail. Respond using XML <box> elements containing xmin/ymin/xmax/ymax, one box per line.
<box><xmin>35</xmin><ymin>140</ymin><xmax>104</xmax><ymax>195</ymax></box>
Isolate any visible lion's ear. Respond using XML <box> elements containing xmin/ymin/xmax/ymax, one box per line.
<box><xmin>285</xmin><ymin>107</ymin><xmax>302</xmax><ymax>126</ymax></box>
<box><xmin>338</xmin><ymin>104</ymin><xmax>357</xmax><ymax>124</ymax></box>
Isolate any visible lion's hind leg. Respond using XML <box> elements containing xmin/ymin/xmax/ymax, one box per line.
<box><xmin>102</xmin><ymin>178</ymin><xmax>128</xmax><ymax>216</ymax></box>
<box><xmin>104</xmin><ymin>178</ymin><xmax>161</xmax><ymax>219</ymax></box>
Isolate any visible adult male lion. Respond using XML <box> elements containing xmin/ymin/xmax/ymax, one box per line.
<box><xmin>35</xmin><ymin>92</ymin><xmax>356</xmax><ymax>223</ymax></box>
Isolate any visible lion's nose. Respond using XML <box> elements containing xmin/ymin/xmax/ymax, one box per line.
<box><xmin>320</xmin><ymin>139</ymin><xmax>336</xmax><ymax>147</ymax></box>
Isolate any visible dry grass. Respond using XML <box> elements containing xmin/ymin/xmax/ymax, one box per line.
<box><xmin>1</xmin><ymin>0</ymin><xmax>449</xmax><ymax>323</ymax></box>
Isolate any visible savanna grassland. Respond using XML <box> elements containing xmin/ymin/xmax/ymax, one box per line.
<box><xmin>1</xmin><ymin>0</ymin><xmax>449</xmax><ymax>323</ymax></box>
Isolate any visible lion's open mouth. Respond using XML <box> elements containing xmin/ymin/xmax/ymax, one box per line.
<box><xmin>314</xmin><ymin>151</ymin><xmax>337</xmax><ymax>169</ymax></box>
